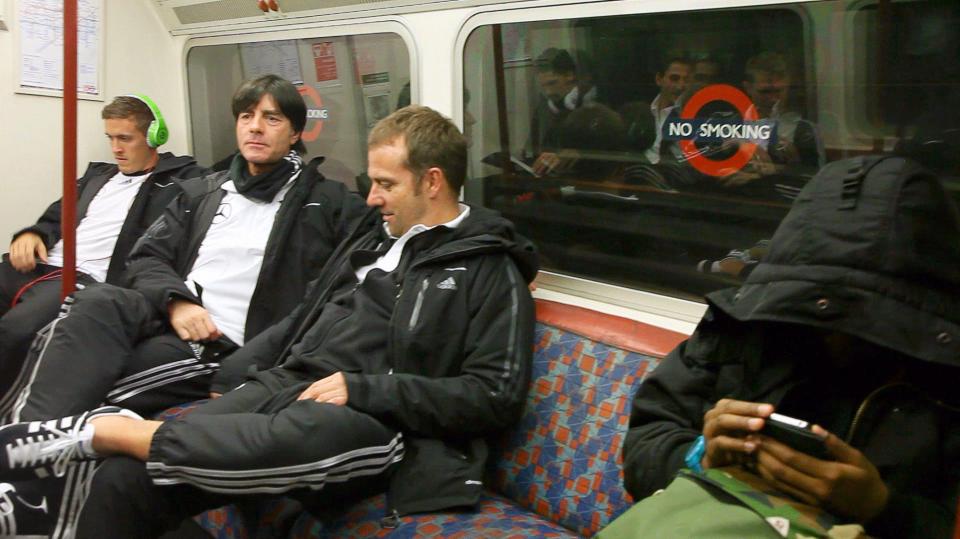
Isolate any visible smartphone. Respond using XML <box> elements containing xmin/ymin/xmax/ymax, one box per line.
<box><xmin>761</xmin><ymin>413</ymin><xmax>832</xmax><ymax>460</ymax></box>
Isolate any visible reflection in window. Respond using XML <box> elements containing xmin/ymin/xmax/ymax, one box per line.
<box><xmin>463</xmin><ymin>1</ymin><xmax>960</xmax><ymax>300</ymax></box>
<box><xmin>854</xmin><ymin>0</ymin><xmax>960</xmax><ymax>179</ymax></box>
<box><xmin>187</xmin><ymin>33</ymin><xmax>410</xmax><ymax>192</ymax></box>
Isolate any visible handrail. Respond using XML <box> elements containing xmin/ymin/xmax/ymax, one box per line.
<box><xmin>61</xmin><ymin>0</ymin><xmax>78</xmax><ymax>300</ymax></box>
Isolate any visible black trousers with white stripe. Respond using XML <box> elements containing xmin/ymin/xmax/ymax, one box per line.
<box><xmin>0</xmin><ymin>261</ymin><xmax>96</xmax><ymax>400</ymax></box>
<box><xmin>3</xmin><ymin>283</ymin><xmax>219</xmax><ymax>422</ymax></box>
<box><xmin>75</xmin><ymin>368</ymin><xmax>402</xmax><ymax>538</ymax></box>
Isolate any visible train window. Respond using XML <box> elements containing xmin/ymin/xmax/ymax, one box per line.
<box><xmin>186</xmin><ymin>33</ymin><xmax>410</xmax><ymax>191</ymax></box>
<box><xmin>462</xmin><ymin>0</ymin><xmax>960</xmax><ymax>302</ymax></box>
<box><xmin>852</xmin><ymin>1</ymin><xmax>960</xmax><ymax>144</ymax></box>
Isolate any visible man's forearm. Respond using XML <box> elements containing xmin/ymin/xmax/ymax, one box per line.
<box><xmin>89</xmin><ymin>416</ymin><xmax>161</xmax><ymax>462</ymax></box>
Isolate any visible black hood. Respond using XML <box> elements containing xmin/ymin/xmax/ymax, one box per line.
<box><xmin>709</xmin><ymin>156</ymin><xmax>960</xmax><ymax>367</ymax></box>
<box><xmin>154</xmin><ymin>152</ymin><xmax>199</xmax><ymax>175</ymax></box>
<box><xmin>423</xmin><ymin>204</ymin><xmax>539</xmax><ymax>284</ymax></box>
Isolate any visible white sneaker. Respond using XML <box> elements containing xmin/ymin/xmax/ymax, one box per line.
<box><xmin>0</xmin><ymin>407</ymin><xmax>141</xmax><ymax>480</ymax></box>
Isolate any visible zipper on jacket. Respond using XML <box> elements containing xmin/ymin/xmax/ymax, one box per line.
<box><xmin>387</xmin><ymin>289</ymin><xmax>400</xmax><ymax>372</ymax></box>
<box><xmin>408</xmin><ymin>278</ymin><xmax>429</xmax><ymax>330</ymax></box>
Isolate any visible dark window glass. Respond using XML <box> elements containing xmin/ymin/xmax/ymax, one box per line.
<box><xmin>463</xmin><ymin>1</ymin><xmax>960</xmax><ymax>300</ymax></box>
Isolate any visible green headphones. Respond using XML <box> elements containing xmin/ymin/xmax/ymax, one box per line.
<box><xmin>125</xmin><ymin>94</ymin><xmax>169</xmax><ymax>148</ymax></box>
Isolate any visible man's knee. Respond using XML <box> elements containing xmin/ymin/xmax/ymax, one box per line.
<box><xmin>71</xmin><ymin>283</ymin><xmax>139</xmax><ymax>311</ymax></box>
<box><xmin>0</xmin><ymin>313</ymin><xmax>31</xmax><ymax>343</ymax></box>
<box><xmin>64</xmin><ymin>284</ymin><xmax>158</xmax><ymax>337</ymax></box>
<box><xmin>0</xmin><ymin>301</ymin><xmax>58</xmax><ymax>344</ymax></box>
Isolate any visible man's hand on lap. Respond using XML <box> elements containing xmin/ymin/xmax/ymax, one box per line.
<box><xmin>298</xmin><ymin>372</ymin><xmax>348</xmax><ymax>406</ymax></box>
<box><xmin>9</xmin><ymin>232</ymin><xmax>47</xmax><ymax>272</ymax></box>
<box><xmin>168</xmin><ymin>299</ymin><xmax>222</xmax><ymax>342</ymax></box>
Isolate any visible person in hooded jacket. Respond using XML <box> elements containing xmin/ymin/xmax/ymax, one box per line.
<box><xmin>0</xmin><ymin>95</ymin><xmax>208</xmax><ymax>398</ymax></box>
<box><xmin>614</xmin><ymin>155</ymin><xmax>960</xmax><ymax>538</ymax></box>
<box><xmin>0</xmin><ymin>105</ymin><xmax>538</xmax><ymax>537</ymax></box>
<box><xmin>0</xmin><ymin>74</ymin><xmax>364</xmax><ymax>424</ymax></box>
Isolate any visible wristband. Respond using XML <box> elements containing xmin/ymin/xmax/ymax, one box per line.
<box><xmin>684</xmin><ymin>435</ymin><xmax>706</xmax><ymax>473</ymax></box>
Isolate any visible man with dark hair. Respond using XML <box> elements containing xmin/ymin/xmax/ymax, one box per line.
<box><xmin>232</xmin><ymin>74</ymin><xmax>308</xmax><ymax>156</ymax></box>
<box><xmin>534</xmin><ymin>48</ymin><xmax>578</xmax><ymax>106</ymax></box>
<box><xmin>0</xmin><ymin>74</ymin><xmax>363</xmax><ymax>427</ymax></box>
<box><xmin>0</xmin><ymin>105</ymin><xmax>538</xmax><ymax>538</ymax></box>
<box><xmin>528</xmin><ymin>47</ymin><xmax>598</xmax><ymax>175</ymax></box>
<box><xmin>643</xmin><ymin>56</ymin><xmax>691</xmax><ymax>164</ymax></box>
<box><xmin>691</xmin><ymin>56</ymin><xmax>722</xmax><ymax>87</ymax></box>
<box><xmin>648</xmin><ymin>54</ymin><xmax>729</xmax><ymax>184</ymax></box>
<box><xmin>0</xmin><ymin>95</ymin><xmax>207</xmax><ymax>398</ymax></box>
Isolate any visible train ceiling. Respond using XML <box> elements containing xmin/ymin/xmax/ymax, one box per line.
<box><xmin>152</xmin><ymin>0</ymin><xmax>529</xmax><ymax>34</ymax></box>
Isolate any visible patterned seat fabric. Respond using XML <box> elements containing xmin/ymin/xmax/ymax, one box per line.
<box><xmin>487</xmin><ymin>325</ymin><xmax>662</xmax><ymax>536</ymax></box>
<box><xmin>166</xmin><ymin>302</ymin><xmax>680</xmax><ymax>538</ymax></box>
<box><xmin>154</xmin><ymin>399</ymin><xmax>207</xmax><ymax>421</ymax></box>
<box><xmin>291</xmin><ymin>492</ymin><xmax>580</xmax><ymax>538</ymax></box>
<box><xmin>195</xmin><ymin>507</ymin><xmax>245</xmax><ymax>539</ymax></box>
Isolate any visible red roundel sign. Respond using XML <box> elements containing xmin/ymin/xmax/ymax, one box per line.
<box><xmin>677</xmin><ymin>84</ymin><xmax>759</xmax><ymax>177</ymax></box>
<box><xmin>297</xmin><ymin>85</ymin><xmax>328</xmax><ymax>143</ymax></box>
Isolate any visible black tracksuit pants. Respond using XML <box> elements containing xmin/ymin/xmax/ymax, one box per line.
<box><xmin>2</xmin><ymin>283</ymin><xmax>220</xmax><ymax>421</ymax></box>
<box><xmin>0</xmin><ymin>259</ymin><xmax>96</xmax><ymax>405</ymax></box>
<box><xmin>75</xmin><ymin>367</ymin><xmax>402</xmax><ymax>538</ymax></box>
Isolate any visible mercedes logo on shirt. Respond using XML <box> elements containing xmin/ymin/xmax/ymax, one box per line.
<box><xmin>212</xmin><ymin>202</ymin><xmax>233</xmax><ymax>224</ymax></box>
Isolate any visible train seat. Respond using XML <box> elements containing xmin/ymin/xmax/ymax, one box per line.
<box><xmin>159</xmin><ymin>299</ymin><xmax>686</xmax><ymax>538</ymax></box>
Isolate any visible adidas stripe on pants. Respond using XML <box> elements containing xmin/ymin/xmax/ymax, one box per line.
<box><xmin>4</xmin><ymin>283</ymin><xmax>219</xmax><ymax>422</ymax></box>
<box><xmin>75</xmin><ymin>367</ymin><xmax>403</xmax><ymax>538</ymax></box>
<box><xmin>0</xmin><ymin>263</ymin><xmax>96</xmax><ymax>401</ymax></box>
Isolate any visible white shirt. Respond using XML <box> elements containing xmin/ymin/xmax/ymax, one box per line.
<box><xmin>185</xmin><ymin>177</ymin><xmax>296</xmax><ymax>345</ymax></box>
<box><xmin>47</xmin><ymin>170</ymin><xmax>151</xmax><ymax>282</ymax></box>
<box><xmin>643</xmin><ymin>93</ymin><xmax>676</xmax><ymax>165</ymax></box>
<box><xmin>355</xmin><ymin>204</ymin><xmax>470</xmax><ymax>283</ymax></box>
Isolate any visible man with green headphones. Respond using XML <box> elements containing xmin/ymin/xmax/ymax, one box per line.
<box><xmin>0</xmin><ymin>94</ymin><xmax>208</xmax><ymax>398</ymax></box>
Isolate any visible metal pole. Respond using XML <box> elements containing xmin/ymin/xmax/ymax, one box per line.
<box><xmin>491</xmin><ymin>25</ymin><xmax>514</xmax><ymax>175</ymax></box>
<box><xmin>61</xmin><ymin>0</ymin><xmax>78</xmax><ymax>300</ymax></box>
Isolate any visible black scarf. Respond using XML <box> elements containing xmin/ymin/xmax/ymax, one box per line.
<box><xmin>230</xmin><ymin>150</ymin><xmax>303</xmax><ymax>202</ymax></box>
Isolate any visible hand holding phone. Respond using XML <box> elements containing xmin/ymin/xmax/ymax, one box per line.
<box><xmin>761</xmin><ymin>413</ymin><xmax>831</xmax><ymax>460</ymax></box>
<box><xmin>701</xmin><ymin>399</ymin><xmax>773</xmax><ymax>469</ymax></box>
<box><xmin>754</xmin><ymin>419</ymin><xmax>889</xmax><ymax>522</ymax></box>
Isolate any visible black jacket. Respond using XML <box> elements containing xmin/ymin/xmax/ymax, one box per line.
<box><xmin>623</xmin><ymin>156</ymin><xmax>960</xmax><ymax>538</ymax></box>
<box><xmin>125</xmin><ymin>157</ymin><xmax>364</xmax><ymax>343</ymax></box>
<box><xmin>13</xmin><ymin>153</ymin><xmax>207</xmax><ymax>284</ymax></box>
<box><xmin>212</xmin><ymin>205</ymin><xmax>538</xmax><ymax>515</ymax></box>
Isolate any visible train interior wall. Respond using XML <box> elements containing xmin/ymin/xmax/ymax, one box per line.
<box><xmin>0</xmin><ymin>1</ymin><xmax>481</xmax><ymax>241</ymax></box>
<box><xmin>0</xmin><ymin>0</ymin><xmax>187</xmax><ymax>242</ymax></box>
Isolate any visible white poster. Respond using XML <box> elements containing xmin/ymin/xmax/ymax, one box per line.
<box><xmin>240</xmin><ymin>40</ymin><xmax>303</xmax><ymax>85</ymax></box>
<box><xmin>17</xmin><ymin>0</ymin><xmax>102</xmax><ymax>96</ymax></box>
